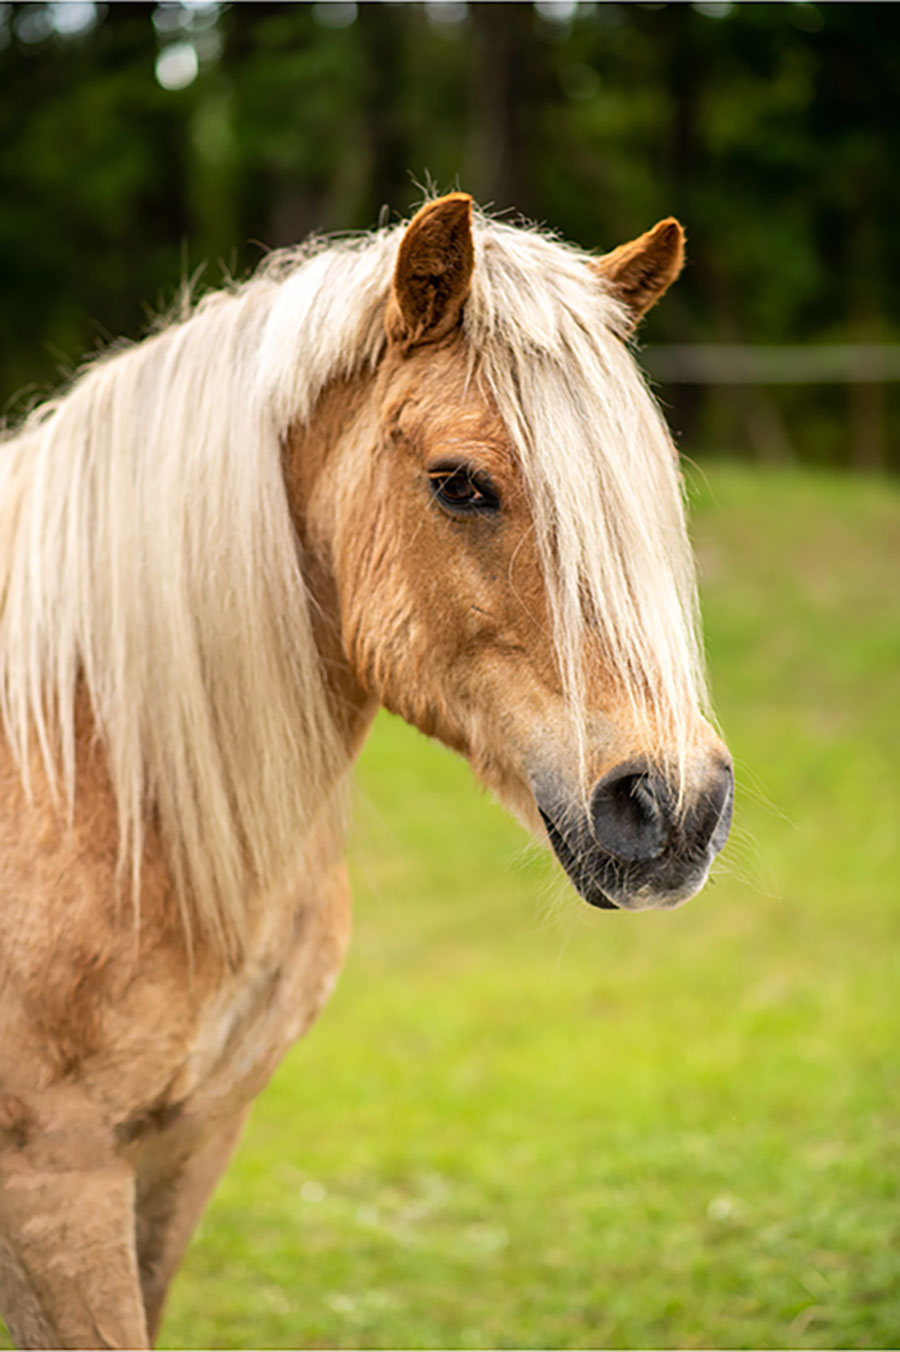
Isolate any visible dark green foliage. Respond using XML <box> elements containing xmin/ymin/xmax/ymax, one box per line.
<box><xmin>1</xmin><ymin>2</ymin><xmax>897</xmax><ymax>465</ymax></box>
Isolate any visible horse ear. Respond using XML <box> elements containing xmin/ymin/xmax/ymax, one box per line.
<box><xmin>591</xmin><ymin>218</ymin><xmax>685</xmax><ymax>329</ymax></box>
<box><xmin>387</xmin><ymin>193</ymin><xmax>475</xmax><ymax>349</ymax></box>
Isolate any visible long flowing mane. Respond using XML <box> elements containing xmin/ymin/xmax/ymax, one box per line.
<box><xmin>0</xmin><ymin>209</ymin><xmax>705</xmax><ymax>954</ymax></box>
<box><xmin>464</xmin><ymin>220</ymin><xmax>707</xmax><ymax>793</ymax></box>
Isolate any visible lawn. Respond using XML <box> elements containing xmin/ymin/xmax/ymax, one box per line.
<box><xmin>6</xmin><ymin>463</ymin><xmax>900</xmax><ymax>1349</ymax></box>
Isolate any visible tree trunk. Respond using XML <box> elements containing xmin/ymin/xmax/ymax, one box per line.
<box><xmin>465</xmin><ymin>3</ymin><xmax>545</xmax><ymax>216</ymax></box>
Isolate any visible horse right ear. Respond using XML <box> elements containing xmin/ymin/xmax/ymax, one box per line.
<box><xmin>590</xmin><ymin>218</ymin><xmax>685</xmax><ymax>330</ymax></box>
<box><xmin>386</xmin><ymin>193</ymin><xmax>475</xmax><ymax>351</ymax></box>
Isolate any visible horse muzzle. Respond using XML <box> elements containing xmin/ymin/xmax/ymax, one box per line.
<box><xmin>536</xmin><ymin>756</ymin><xmax>734</xmax><ymax>911</ymax></box>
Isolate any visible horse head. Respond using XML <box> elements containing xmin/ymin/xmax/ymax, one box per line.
<box><xmin>297</xmin><ymin>195</ymin><xmax>732</xmax><ymax>913</ymax></box>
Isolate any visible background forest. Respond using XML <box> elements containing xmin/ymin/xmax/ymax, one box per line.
<box><xmin>1</xmin><ymin>0</ymin><xmax>899</xmax><ymax>470</ymax></box>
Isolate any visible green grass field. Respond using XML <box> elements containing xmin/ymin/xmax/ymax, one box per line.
<box><xmin>5</xmin><ymin>464</ymin><xmax>900</xmax><ymax>1349</ymax></box>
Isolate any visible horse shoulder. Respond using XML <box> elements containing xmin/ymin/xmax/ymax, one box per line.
<box><xmin>0</xmin><ymin>727</ymin><xmax>350</xmax><ymax>1137</ymax></box>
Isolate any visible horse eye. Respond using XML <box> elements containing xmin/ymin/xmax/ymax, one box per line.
<box><xmin>428</xmin><ymin>466</ymin><xmax>500</xmax><ymax>515</ymax></box>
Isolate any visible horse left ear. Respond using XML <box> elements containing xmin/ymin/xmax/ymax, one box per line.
<box><xmin>387</xmin><ymin>193</ymin><xmax>475</xmax><ymax>350</ymax></box>
<box><xmin>591</xmin><ymin>218</ymin><xmax>685</xmax><ymax>329</ymax></box>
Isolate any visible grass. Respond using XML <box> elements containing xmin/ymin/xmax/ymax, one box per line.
<box><xmin>5</xmin><ymin>463</ymin><xmax>900</xmax><ymax>1348</ymax></box>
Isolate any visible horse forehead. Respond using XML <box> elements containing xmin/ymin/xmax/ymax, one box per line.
<box><xmin>383</xmin><ymin>353</ymin><xmax>511</xmax><ymax>450</ymax></box>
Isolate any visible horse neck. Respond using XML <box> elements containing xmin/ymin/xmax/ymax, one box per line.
<box><xmin>285</xmin><ymin>370</ymin><xmax>380</xmax><ymax>762</ymax></box>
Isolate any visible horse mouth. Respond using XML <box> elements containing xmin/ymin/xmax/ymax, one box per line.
<box><xmin>538</xmin><ymin>801</ymin><xmax>721</xmax><ymax>914</ymax></box>
<box><xmin>538</xmin><ymin>807</ymin><xmax>620</xmax><ymax>910</ymax></box>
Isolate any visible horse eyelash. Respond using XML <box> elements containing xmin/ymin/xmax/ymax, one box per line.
<box><xmin>426</xmin><ymin>463</ymin><xmax>501</xmax><ymax>515</ymax></box>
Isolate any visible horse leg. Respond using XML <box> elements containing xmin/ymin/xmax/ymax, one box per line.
<box><xmin>135</xmin><ymin>1108</ymin><xmax>249</xmax><ymax>1344</ymax></box>
<box><xmin>0</xmin><ymin>1105</ymin><xmax>148</xmax><ymax>1350</ymax></box>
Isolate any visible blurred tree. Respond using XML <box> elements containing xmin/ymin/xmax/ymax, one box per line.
<box><xmin>1</xmin><ymin>1</ymin><xmax>897</xmax><ymax>468</ymax></box>
<box><xmin>465</xmin><ymin>3</ymin><xmax>549</xmax><ymax>216</ymax></box>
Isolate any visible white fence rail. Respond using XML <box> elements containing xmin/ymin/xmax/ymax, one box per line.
<box><xmin>642</xmin><ymin>344</ymin><xmax>900</xmax><ymax>385</ymax></box>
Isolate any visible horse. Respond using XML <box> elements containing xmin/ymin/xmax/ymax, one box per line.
<box><xmin>0</xmin><ymin>193</ymin><xmax>732</xmax><ymax>1349</ymax></box>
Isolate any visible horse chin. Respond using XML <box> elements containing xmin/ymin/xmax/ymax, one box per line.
<box><xmin>602</xmin><ymin>867</ymin><xmax>714</xmax><ymax>913</ymax></box>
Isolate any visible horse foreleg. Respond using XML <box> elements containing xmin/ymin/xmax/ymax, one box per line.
<box><xmin>135</xmin><ymin>1108</ymin><xmax>249</xmax><ymax>1344</ymax></box>
<box><xmin>0</xmin><ymin>1111</ymin><xmax>148</xmax><ymax>1350</ymax></box>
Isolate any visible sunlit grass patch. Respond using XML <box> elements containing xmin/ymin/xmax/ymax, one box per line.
<box><xmin>160</xmin><ymin>465</ymin><xmax>900</xmax><ymax>1349</ymax></box>
<box><xmin>3</xmin><ymin>464</ymin><xmax>898</xmax><ymax>1350</ymax></box>
<box><xmin>156</xmin><ymin>465</ymin><xmax>900</xmax><ymax>1349</ymax></box>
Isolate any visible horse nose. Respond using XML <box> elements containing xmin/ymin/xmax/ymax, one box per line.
<box><xmin>589</xmin><ymin>763</ymin><xmax>670</xmax><ymax>863</ymax></box>
<box><xmin>589</xmin><ymin>758</ymin><xmax>734</xmax><ymax>865</ymax></box>
<box><xmin>690</xmin><ymin>758</ymin><xmax>734</xmax><ymax>857</ymax></box>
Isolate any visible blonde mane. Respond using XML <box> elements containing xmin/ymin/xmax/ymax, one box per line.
<box><xmin>464</xmin><ymin>219</ymin><xmax>707</xmax><ymax>798</ymax></box>
<box><xmin>0</xmin><ymin>209</ymin><xmax>705</xmax><ymax>955</ymax></box>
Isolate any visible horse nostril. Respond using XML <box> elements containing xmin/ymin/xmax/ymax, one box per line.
<box><xmin>698</xmin><ymin>760</ymin><xmax>734</xmax><ymax>856</ymax></box>
<box><xmin>589</xmin><ymin>764</ymin><xmax>670</xmax><ymax>864</ymax></box>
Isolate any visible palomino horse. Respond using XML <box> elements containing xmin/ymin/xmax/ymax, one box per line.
<box><xmin>0</xmin><ymin>195</ymin><xmax>732</xmax><ymax>1348</ymax></box>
